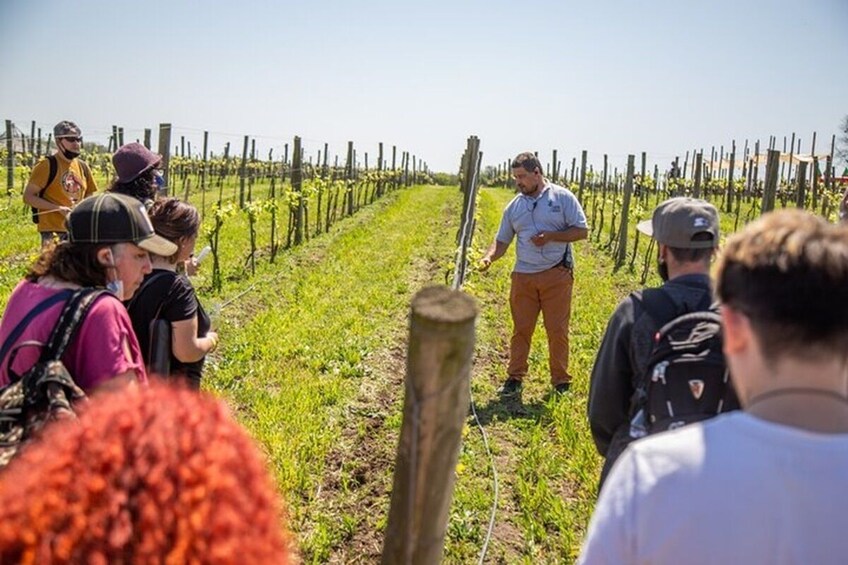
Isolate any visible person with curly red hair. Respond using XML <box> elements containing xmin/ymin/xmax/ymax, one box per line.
<box><xmin>0</xmin><ymin>385</ymin><xmax>293</xmax><ymax>564</ymax></box>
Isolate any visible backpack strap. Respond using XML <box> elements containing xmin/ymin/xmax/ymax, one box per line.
<box><xmin>640</xmin><ymin>286</ymin><xmax>713</xmax><ymax>330</ymax></box>
<box><xmin>40</xmin><ymin>155</ymin><xmax>59</xmax><ymax>198</ymax></box>
<box><xmin>0</xmin><ymin>289</ymin><xmax>73</xmax><ymax>374</ymax></box>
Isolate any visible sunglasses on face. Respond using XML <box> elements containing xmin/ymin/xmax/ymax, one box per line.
<box><xmin>61</xmin><ymin>137</ymin><xmax>83</xmax><ymax>143</ymax></box>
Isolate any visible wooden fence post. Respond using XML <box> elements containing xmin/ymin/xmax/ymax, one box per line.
<box><xmin>578</xmin><ymin>150</ymin><xmax>587</xmax><ymax>203</ymax></box>
<box><xmin>345</xmin><ymin>141</ymin><xmax>354</xmax><ymax>216</ymax></box>
<box><xmin>143</xmin><ymin>128</ymin><xmax>151</xmax><ymax>149</ymax></box>
<box><xmin>762</xmin><ymin>149</ymin><xmax>780</xmax><ymax>214</ymax></box>
<box><xmin>693</xmin><ymin>151</ymin><xmax>703</xmax><ymax>199</ymax></box>
<box><xmin>381</xmin><ymin>286</ymin><xmax>478</xmax><ymax>565</ymax></box>
<box><xmin>157</xmin><ymin>123</ymin><xmax>172</xmax><ymax>196</ymax></box>
<box><xmin>293</xmin><ymin>136</ymin><xmax>304</xmax><ymax>244</ymax></box>
<box><xmin>4</xmin><ymin>120</ymin><xmax>15</xmax><ymax>197</ymax></box>
<box><xmin>795</xmin><ymin>161</ymin><xmax>808</xmax><ymax>208</ymax></box>
<box><xmin>201</xmin><ymin>131</ymin><xmax>209</xmax><ymax>218</ymax></box>
<box><xmin>615</xmin><ymin>155</ymin><xmax>635</xmax><ymax>269</ymax></box>
<box><xmin>725</xmin><ymin>141</ymin><xmax>736</xmax><ymax>213</ymax></box>
<box><xmin>239</xmin><ymin>135</ymin><xmax>249</xmax><ymax>208</ymax></box>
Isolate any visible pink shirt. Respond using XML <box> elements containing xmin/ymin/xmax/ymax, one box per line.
<box><xmin>0</xmin><ymin>280</ymin><xmax>147</xmax><ymax>392</ymax></box>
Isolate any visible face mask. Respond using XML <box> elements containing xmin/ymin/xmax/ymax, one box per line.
<box><xmin>103</xmin><ymin>247</ymin><xmax>125</xmax><ymax>300</ymax></box>
<box><xmin>153</xmin><ymin>170</ymin><xmax>165</xmax><ymax>190</ymax></box>
<box><xmin>61</xmin><ymin>148</ymin><xmax>80</xmax><ymax>160</ymax></box>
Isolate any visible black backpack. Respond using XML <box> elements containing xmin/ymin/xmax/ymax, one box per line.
<box><xmin>0</xmin><ymin>288</ymin><xmax>106</xmax><ymax>469</ymax></box>
<box><xmin>628</xmin><ymin>288</ymin><xmax>740</xmax><ymax>438</ymax></box>
<box><xmin>30</xmin><ymin>155</ymin><xmax>91</xmax><ymax>223</ymax></box>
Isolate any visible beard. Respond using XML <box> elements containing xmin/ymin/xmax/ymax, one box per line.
<box><xmin>657</xmin><ymin>259</ymin><xmax>670</xmax><ymax>282</ymax></box>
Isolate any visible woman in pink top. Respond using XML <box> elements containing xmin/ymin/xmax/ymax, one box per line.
<box><xmin>0</xmin><ymin>192</ymin><xmax>177</xmax><ymax>393</ymax></box>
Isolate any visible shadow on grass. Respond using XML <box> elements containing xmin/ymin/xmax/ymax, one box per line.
<box><xmin>469</xmin><ymin>392</ymin><xmax>548</xmax><ymax>425</ymax></box>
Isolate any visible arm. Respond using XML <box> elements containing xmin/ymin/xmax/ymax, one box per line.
<box><xmin>171</xmin><ymin>316</ymin><xmax>218</xmax><ymax>363</ymax></box>
<box><xmin>479</xmin><ymin>240</ymin><xmax>510</xmax><ymax>271</ymax></box>
<box><xmin>23</xmin><ymin>181</ymin><xmax>71</xmax><ymax>217</ymax></box>
<box><xmin>530</xmin><ymin>226</ymin><xmax>589</xmax><ymax>246</ymax></box>
<box><xmin>840</xmin><ymin>186</ymin><xmax>847</xmax><ymax>224</ymax></box>
<box><xmin>588</xmin><ymin>299</ymin><xmax>636</xmax><ymax>456</ymax></box>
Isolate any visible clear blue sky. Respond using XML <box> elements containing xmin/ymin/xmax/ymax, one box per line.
<box><xmin>1</xmin><ymin>0</ymin><xmax>846</xmax><ymax>173</ymax></box>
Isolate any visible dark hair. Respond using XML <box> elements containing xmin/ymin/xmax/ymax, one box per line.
<box><xmin>668</xmin><ymin>232</ymin><xmax>715</xmax><ymax>263</ymax></box>
<box><xmin>148</xmin><ymin>198</ymin><xmax>201</xmax><ymax>263</ymax></box>
<box><xmin>716</xmin><ymin>209</ymin><xmax>848</xmax><ymax>361</ymax></box>
<box><xmin>26</xmin><ymin>241</ymin><xmax>109</xmax><ymax>287</ymax></box>
<box><xmin>108</xmin><ymin>169</ymin><xmax>157</xmax><ymax>204</ymax></box>
<box><xmin>511</xmin><ymin>152</ymin><xmax>543</xmax><ymax>174</ymax></box>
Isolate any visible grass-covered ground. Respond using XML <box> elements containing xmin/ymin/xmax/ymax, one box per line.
<box><xmin>2</xmin><ymin>174</ymin><xmax>811</xmax><ymax>563</ymax></box>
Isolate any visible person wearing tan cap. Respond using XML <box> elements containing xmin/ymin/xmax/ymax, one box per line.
<box><xmin>587</xmin><ymin>197</ymin><xmax>722</xmax><ymax>488</ymax></box>
<box><xmin>0</xmin><ymin>192</ymin><xmax>177</xmax><ymax>393</ymax></box>
<box><xmin>23</xmin><ymin>120</ymin><xmax>98</xmax><ymax>246</ymax></box>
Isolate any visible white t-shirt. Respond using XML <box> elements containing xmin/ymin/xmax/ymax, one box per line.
<box><xmin>578</xmin><ymin>412</ymin><xmax>848</xmax><ymax>565</ymax></box>
<box><xmin>496</xmin><ymin>183</ymin><xmax>587</xmax><ymax>273</ymax></box>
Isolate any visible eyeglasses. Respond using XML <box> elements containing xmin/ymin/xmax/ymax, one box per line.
<box><xmin>61</xmin><ymin>137</ymin><xmax>83</xmax><ymax>143</ymax></box>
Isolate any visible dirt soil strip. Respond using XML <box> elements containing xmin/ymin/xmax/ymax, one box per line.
<box><xmin>318</xmin><ymin>198</ymin><xmax>457</xmax><ymax>564</ymax></box>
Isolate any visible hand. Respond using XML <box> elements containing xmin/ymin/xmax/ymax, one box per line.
<box><xmin>57</xmin><ymin>206</ymin><xmax>72</xmax><ymax>217</ymax></box>
<box><xmin>206</xmin><ymin>331</ymin><xmax>219</xmax><ymax>353</ymax></box>
<box><xmin>530</xmin><ymin>232</ymin><xmax>547</xmax><ymax>247</ymax></box>
<box><xmin>184</xmin><ymin>257</ymin><xmax>199</xmax><ymax>277</ymax></box>
<box><xmin>479</xmin><ymin>257</ymin><xmax>493</xmax><ymax>272</ymax></box>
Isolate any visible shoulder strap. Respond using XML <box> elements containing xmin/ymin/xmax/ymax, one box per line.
<box><xmin>0</xmin><ymin>289</ymin><xmax>73</xmax><ymax>373</ymax></box>
<box><xmin>40</xmin><ymin>155</ymin><xmax>58</xmax><ymax>197</ymax></box>
<box><xmin>641</xmin><ymin>286</ymin><xmax>713</xmax><ymax>329</ymax></box>
<box><xmin>40</xmin><ymin>289</ymin><xmax>109</xmax><ymax>363</ymax></box>
<box><xmin>125</xmin><ymin>271</ymin><xmax>175</xmax><ymax>313</ymax></box>
<box><xmin>640</xmin><ymin>288</ymin><xmax>680</xmax><ymax>329</ymax></box>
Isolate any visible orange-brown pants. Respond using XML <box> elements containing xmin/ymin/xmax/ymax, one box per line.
<box><xmin>508</xmin><ymin>266</ymin><xmax>574</xmax><ymax>386</ymax></box>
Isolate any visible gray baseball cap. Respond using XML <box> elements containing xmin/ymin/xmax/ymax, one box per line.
<box><xmin>54</xmin><ymin>120</ymin><xmax>81</xmax><ymax>138</ymax></box>
<box><xmin>636</xmin><ymin>197</ymin><xmax>719</xmax><ymax>249</ymax></box>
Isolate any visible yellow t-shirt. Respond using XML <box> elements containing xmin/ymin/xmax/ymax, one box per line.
<box><xmin>28</xmin><ymin>155</ymin><xmax>98</xmax><ymax>232</ymax></box>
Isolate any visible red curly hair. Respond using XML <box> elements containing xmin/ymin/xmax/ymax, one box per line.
<box><xmin>0</xmin><ymin>385</ymin><xmax>292</xmax><ymax>564</ymax></box>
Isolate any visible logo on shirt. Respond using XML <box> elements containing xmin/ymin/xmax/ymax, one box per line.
<box><xmin>688</xmin><ymin>379</ymin><xmax>705</xmax><ymax>400</ymax></box>
<box><xmin>61</xmin><ymin>171</ymin><xmax>83</xmax><ymax>204</ymax></box>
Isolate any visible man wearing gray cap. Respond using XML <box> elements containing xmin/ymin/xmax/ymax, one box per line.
<box><xmin>587</xmin><ymin>197</ymin><xmax>721</xmax><ymax>487</ymax></box>
<box><xmin>23</xmin><ymin>121</ymin><xmax>98</xmax><ymax>246</ymax></box>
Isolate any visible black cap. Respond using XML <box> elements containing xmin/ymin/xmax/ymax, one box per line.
<box><xmin>66</xmin><ymin>193</ymin><xmax>177</xmax><ymax>256</ymax></box>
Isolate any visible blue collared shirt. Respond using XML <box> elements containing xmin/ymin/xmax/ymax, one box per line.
<box><xmin>496</xmin><ymin>183</ymin><xmax>588</xmax><ymax>273</ymax></box>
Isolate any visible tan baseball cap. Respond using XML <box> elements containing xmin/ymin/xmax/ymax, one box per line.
<box><xmin>636</xmin><ymin>197</ymin><xmax>719</xmax><ymax>249</ymax></box>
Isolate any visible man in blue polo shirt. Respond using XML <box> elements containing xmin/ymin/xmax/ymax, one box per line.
<box><xmin>480</xmin><ymin>152</ymin><xmax>588</xmax><ymax>396</ymax></box>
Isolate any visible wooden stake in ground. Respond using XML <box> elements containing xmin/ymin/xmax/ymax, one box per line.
<box><xmin>157</xmin><ymin>123</ymin><xmax>172</xmax><ymax>197</ymax></box>
<box><xmin>382</xmin><ymin>286</ymin><xmax>478</xmax><ymax>565</ymax></box>
<box><xmin>762</xmin><ymin>149</ymin><xmax>780</xmax><ymax>214</ymax></box>
<box><xmin>4</xmin><ymin>120</ymin><xmax>13</xmax><ymax>196</ymax></box>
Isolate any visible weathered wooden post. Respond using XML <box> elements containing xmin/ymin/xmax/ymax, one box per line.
<box><xmin>143</xmin><ymin>128</ymin><xmax>152</xmax><ymax>149</ymax></box>
<box><xmin>578</xmin><ymin>150</ymin><xmax>587</xmax><ymax>203</ymax></box>
<box><xmin>292</xmin><ymin>136</ymin><xmax>304</xmax><ymax>245</ymax></box>
<box><xmin>693</xmin><ymin>151</ymin><xmax>703</xmax><ymax>199</ymax></box>
<box><xmin>239</xmin><ymin>135</ymin><xmax>249</xmax><ymax>208</ymax></box>
<box><xmin>762</xmin><ymin>149</ymin><xmax>780</xmax><ymax>214</ymax></box>
<box><xmin>381</xmin><ymin>286</ymin><xmax>478</xmax><ymax>565</ymax></box>
<box><xmin>5</xmin><ymin>120</ymin><xmax>14</xmax><ymax>197</ymax></box>
<box><xmin>795</xmin><ymin>160</ymin><xmax>808</xmax><ymax>208</ymax></box>
<box><xmin>201</xmin><ymin>131</ymin><xmax>209</xmax><ymax>218</ymax></box>
<box><xmin>615</xmin><ymin>155</ymin><xmax>635</xmax><ymax>270</ymax></box>
<box><xmin>345</xmin><ymin>141</ymin><xmax>354</xmax><ymax>216</ymax></box>
<box><xmin>725</xmin><ymin>141</ymin><xmax>736</xmax><ymax>213</ymax></box>
<box><xmin>157</xmin><ymin>123</ymin><xmax>172</xmax><ymax>196</ymax></box>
